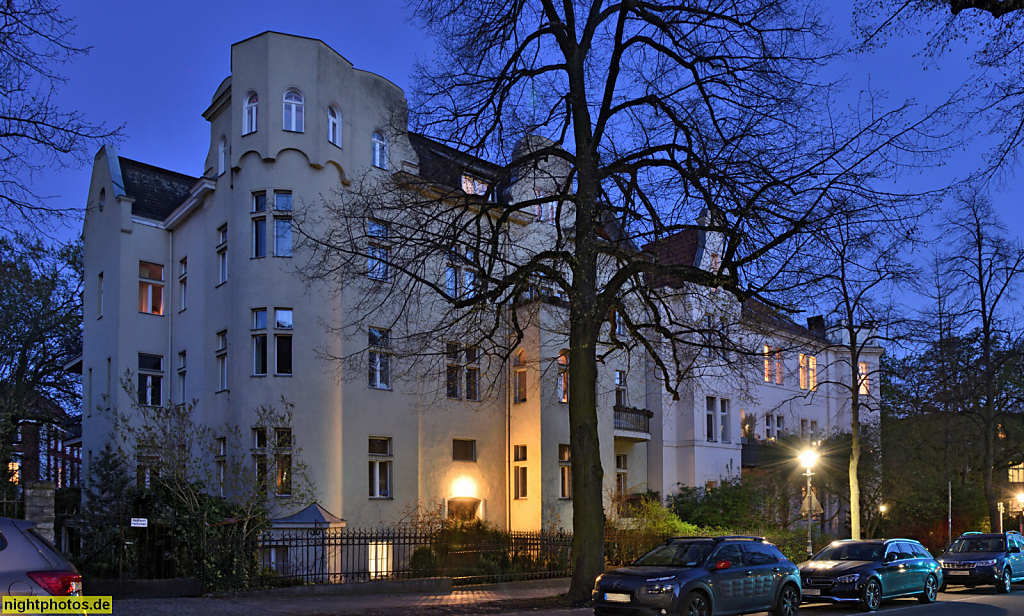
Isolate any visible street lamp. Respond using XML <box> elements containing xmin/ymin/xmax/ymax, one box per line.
<box><xmin>879</xmin><ymin>504</ymin><xmax>887</xmax><ymax>514</ymax></box>
<box><xmin>799</xmin><ymin>450</ymin><xmax>819</xmax><ymax>558</ymax></box>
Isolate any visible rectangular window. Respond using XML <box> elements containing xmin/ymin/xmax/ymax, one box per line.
<box><xmin>178</xmin><ymin>258</ymin><xmax>187</xmax><ymax>310</ymax></box>
<box><xmin>706</xmin><ymin>396</ymin><xmax>716</xmax><ymax>442</ymax></box>
<box><xmin>859</xmin><ymin>361</ymin><xmax>870</xmax><ymax>395</ymax></box>
<box><xmin>274</xmin><ymin>218</ymin><xmax>292</xmax><ymax>257</ymax></box>
<box><xmin>514</xmin><ymin>444</ymin><xmax>527</xmax><ymax>461</ymax></box>
<box><xmin>274</xmin><ymin>191</ymin><xmax>292</xmax><ymax>211</ymax></box>
<box><xmin>557</xmin><ymin>362</ymin><xmax>569</xmax><ymax>404</ymax></box>
<box><xmin>253</xmin><ymin>335</ymin><xmax>267</xmax><ymax>375</ymax></box>
<box><xmin>810</xmin><ymin>420</ymin><xmax>818</xmax><ymax>433</ymax></box>
<box><xmin>452</xmin><ymin>439</ymin><xmax>476</xmax><ymax>462</ymax></box>
<box><xmin>253</xmin><ymin>218</ymin><xmax>266</xmax><ymax>257</ymax></box>
<box><xmin>177</xmin><ymin>351</ymin><xmax>187</xmax><ymax>403</ymax></box>
<box><xmin>461</xmin><ymin>173</ymin><xmax>489</xmax><ymax>198</ymax></box>
<box><xmin>368</xmin><ymin>327</ymin><xmax>391</xmax><ymax>389</ymax></box>
<box><xmin>1010</xmin><ymin>463</ymin><xmax>1024</xmax><ymax>484</ymax></box>
<box><xmin>558</xmin><ymin>444</ymin><xmax>572</xmax><ymax>499</ymax></box>
<box><xmin>137</xmin><ymin>353</ymin><xmax>163</xmax><ymax>406</ymax></box>
<box><xmin>801</xmin><ymin>418</ymin><xmax>809</xmax><ymax>438</ymax></box>
<box><xmin>367</xmin><ymin>244</ymin><xmax>389</xmax><ymax>281</ymax></box>
<box><xmin>615</xmin><ymin>454</ymin><xmax>628</xmax><ymax>495</ymax></box>
<box><xmin>765</xmin><ymin>413</ymin><xmax>774</xmax><ymax>440</ymax></box>
<box><xmin>615</xmin><ymin>370</ymin><xmax>626</xmax><ymax>407</ymax></box>
<box><xmin>275</xmin><ymin>335</ymin><xmax>292</xmax><ymax>375</ymax></box>
<box><xmin>465</xmin><ymin>346</ymin><xmax>479</xmax><ymax>401</ymax></box>
<box><xmin>776</xmin><ymin>415</ymin><xmax>785</xmax><ymax>435</ymax></box>
<box><xmin>215</xmin><ymin>437</ymin><xmax>226</xmax><ymax>496</ymax></box>
<box><xmin>514</xmin><ymin>465</ymin><xmax>527</xmax><ymax>499</ymax></box>
<box><xmin>276</xmin><ymin>428</ymin><xmax>292</xmax><ymax>496</ymax></box>
<box><xmin>764</xmin><ymin>345</ymin><xmax>782</xmax><ymax>384</ymax></box>
<box><xmin>138</xmin><ymin>261</ymin><xmax>164</xmax><ymax>315</ymax></box>
<box><xmin>252</xmin><ymin>191</ymin><xmax>266</xmax><ymax>212</ymax></box>
<box><xmin>720</xmin><ymin>398</ymin><xmax>731</xmax><ymax>443</ymax></box>
<box><xmin>275</xmin><ymin>308</ymin><xmax>293</xmax><ymax>329</ymax></box>
<box><xmin>369</xmin><ymin>437</ymin><xmax>392</xmax><ymax>498</ymax></box>
<box><xmin>514</xmin><ymin>369</ymin><xmax>527</xmax><ymax>403</ymax></box>
<box><xmin>217</xmin><ymin>224</ymin><xmax>228</xmax><ymax>285</ymax></box>
<box><xmin>799</xmin><ymin>354</ymin><xmax>809</xmax><ymax>390</ymax></box>
<box><xmin>97</xmin><ymin>272</ymin><xmax>104</xmax><ymax>317</ymax></box>
<box><xmin>446</xmin><ymin>342</ymin><xmax>461</xmax><ymax>399</ymax></box>
<box><xmin>216</xmin><ymin>330</ymin><xmax>228</xmax><ymax>391</ymax></box>
<box><xmin>808</xmin><ymin>356</ymin><xmax>817</xmax><ymax>391</ymax></box>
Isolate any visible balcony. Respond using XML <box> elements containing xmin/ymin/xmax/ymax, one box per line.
<box><xmin>613</xmin><ymin>406</ymin><xmax>654</xmax><ymax>441</ymax></box>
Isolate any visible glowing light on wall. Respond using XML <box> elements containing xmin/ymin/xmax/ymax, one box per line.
<box><xmin>451</xmin><ymin>476</ymin><xmax>477</xmax><ymax>498</ymax></box>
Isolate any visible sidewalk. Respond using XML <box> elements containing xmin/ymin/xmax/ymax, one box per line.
<box><xmin>111</xmin><ymin>578</ymin><xmax>589</xmax><ymax>616</ymax></box>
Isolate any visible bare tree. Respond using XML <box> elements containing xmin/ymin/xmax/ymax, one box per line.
<box><xmin>941</xmin><ymin>189</ymin><xmax>1024</xmax><ymax>529</ymax></box>
<box><xmin>301</xmin><ymin>0</ymin><xmax>942</xmax><ymax>600</ymax></box>
<box><xmin>0</xmin><ymin>0</ymin><xmax>121</xmax><ymax>230</ymax></box>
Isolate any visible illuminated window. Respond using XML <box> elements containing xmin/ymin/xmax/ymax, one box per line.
<box><xmin>461</xmin><ymin>173</ymin><xmax>490</xmax><ymax>200</ymax></box>
<box><xmin>368</xmin><ymin>328</ymin><xmax>391</xmax><ymax>389</ymax></box>
<box><xmin>275</xmin><ymin>428</ymin><xmax>292</xmax><ymax>496</ymax></box>
<box><xmin>368</xmin><ymin>541</ymin><xmax>393</xmax><ymax>580</ymax></box>
<box><xmin>138</xmin><ymin>262</ymin><xmax>164</xmax><ymax>315</ymax></box>
<box><xmin>800</xmin><ymin>354</ymin><xmax>818</xmax><ymax>391</ymax></box>
<box><xmin>859</xmin><ymin>362</ymin><xmax>870</xmax><ymax>395</ymax></box>
<box><xmin>513</xmin><ymin>350</ymin><xmax>527</xmax><ymax>403</ymax></box>
<box><xmin>1009</xmin><ymin>463</ymin><xmax>1024</xmax><ymax>484</ymax></box>
<box><xmin>557</xmin><ymin>352</ymin><xmax>569</xmax><ymax>403</ymax></box>
<box><xmin>137</xmin><ymin>353</ymin><xmax>162</xmax><ymax>406</ymax></box>
<box><xmin>558</xmin><ymin>444</ymin><xmax>572</xmax><ymax>499</ymax></box>
<box><xmin>513</xmin><ymin>445</ymin><xmax>527</xmax><ymax>499</ymax></box>
<box><xmin>764</xmin><ymin>345</ymin><xmax>782</xmax><ymax>384</ymax></box>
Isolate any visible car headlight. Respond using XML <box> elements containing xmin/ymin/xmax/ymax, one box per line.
<box><xmin>975</xmin><ymin>559</ymin><xmax>999</xmax><ymax>567</ymax></box>
<box><xmin>836</xmin><ymin>574</ymin><xmax>860</xmax><ymax>584</ymax></box>
<box><xmin>643</xmin><ymin>583</ymin><xmax>677</xmax><ymax>594</ymax></box>
<box><xmin>593</xmin><ymin>575</ymin><xmax>604</xmax><ymax>590</ymax></box>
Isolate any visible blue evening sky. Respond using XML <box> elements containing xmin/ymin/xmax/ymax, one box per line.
<box><xmin>29</xmin><ymin>0</ymin><xmax>1023</xmax><ymax>247</ymax></box>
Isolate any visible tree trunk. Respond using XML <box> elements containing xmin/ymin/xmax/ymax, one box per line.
<box><xmin>984</xmin><ymin>419</ymin><xmax>999</xmax><ymax>530</ymax></box>
<box><xmin>850</xmin><ymin>419</ymin><xmax>861</xmax><ymax>540</ymax></box>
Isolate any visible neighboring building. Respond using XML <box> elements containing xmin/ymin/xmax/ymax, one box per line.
<box><xmin>9</xmin><ymin>407</ymin><xmax>82</xmax><ymax>491</ymax></box>
<box><xmin>78</xmin><ymin>32</ymin><xmax>880</xmax><ymax>531</ymax></box>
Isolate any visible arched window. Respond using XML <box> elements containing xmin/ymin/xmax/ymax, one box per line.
<box><xmin>283</xmin><ymin>90</ymin><xmax>304</xmax><ymax>132</ymax></box>
<box><xmin>243</xmin><ymin>92</ymin><xmax>258</xmax><ymax>135</ymax></box>
<box><xmin>557</xmin><ymin>351</ymin><xmax>569</xmax><ymax>403</ymax></box>
<box><xmin>217</xmin><ymin>136</ymin><xmax>227</xmax><ymax>176</ymax></box>
<box><xmin>327</xmin><ymin>106</ymin><xmax>341</xmax><ymax>147</ymax></box>
<box><xmin>371</xmin><ymin>131</ymin><xmax>388</xmax><ymax>169</ymax></box>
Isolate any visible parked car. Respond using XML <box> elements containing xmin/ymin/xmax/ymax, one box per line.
<box><xmin>0</xmin><ymin>517</ymin><xmax>82</xmax><ymax>596</ymax></box>
<box><xmin>798</xmin><ymin>539</ymin><xmax>941</xmax><ymax>612</ymax></box>
<box><xmin>937</xmin><ymin>530</ymin><xmax>1024</xmax><ymax>593</ymax></box>
<box><xmin>592</xmin><ymin>535</ymin><xmax>801</xmax><ymax>616</ymax></box>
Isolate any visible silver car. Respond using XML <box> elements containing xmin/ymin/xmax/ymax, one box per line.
<box><xmin>0</xmin><ymin>517</ymin><xmax>82</xmax><ymax>596</ymax></box>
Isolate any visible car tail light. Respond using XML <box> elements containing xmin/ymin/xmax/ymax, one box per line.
<box><xmin>27</xmin><ymin>571</ymin><xmax>82</xmax><ymax>596</ymax></box>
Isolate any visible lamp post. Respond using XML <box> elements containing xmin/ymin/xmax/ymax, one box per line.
<box><xmin>799</xmin><ymin>450</ymin><xmax>819</xmax><ymax>558</ymax></box>
<box><xmin>999</xmin><ymin>502</ymin><xmax>1005</xmax><ymax>534</ymax></box>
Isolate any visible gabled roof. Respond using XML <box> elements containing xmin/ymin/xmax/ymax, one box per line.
<box><xmin>408</xmin><ymin>132</ymin><xmax>503</xmax><ymax>195</ymax></box>
<box><xmin>272</xmin><ymin>503</ymin><xmax>345</xmax><ymax>527</ymax></box>
<box><xmin>118</xmin><ymin>157</ymin><xmax>197</xmax><ymax>221</ymax></box>
<box><xmin>641</xmin><ymin>228</ymin><xmax>700</xmax><ymax>288</ymax></box>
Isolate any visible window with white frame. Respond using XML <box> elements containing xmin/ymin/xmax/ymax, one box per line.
<box><xmin>274</xmin><ymin>217</ymin><xmax>292</xmax><ymax>257</ymax></box>
<box><xmin>615</xmin><ymin>454</ymin><xmax>628</xmax><ymax>495</ymax></box>
<box><xmin>276</xmin><ymin>428</ymin><xmax>292</xmax><ymax>495</ymax></box>
<box><xmin>137</xmin><ymin>353</ymin><xmax>162</xmax><ymax>406</ymax></box>
<box><xmin>801</xmin><ymin>418</ymin><xmax>809</xmax><ymax>439</ymax></box>
<box><xmin>369</xmin><ymin>437</ymin><xmax>393</xmax><ymax>498</ymax></box>
<box><xmin>705</xmin><ymin>396</ymin><xmax>716</xmax><ymax>442</ymax></box>
<box><xmin>858</xmin><ymin>361</ymin><xmax>870</xmax><ymax>395</ymax></box>
<box><xmin>776</xmin><ymin>415</ymin><xmax>785</xmax><ymax>436</ymax></box>
<box><xmin>534</xmin><ymin>188</ymin><xmax>556</xmax><ymax>224</ymax></box>
<box><xmin>513</xmin><ymin>444</ymin><xmax>527</xmax><ymax>499</ymax></box>
<box><xmin>252</xmin><ymin>308</ymin><xmax>267</xmax><ymax>375</ymax></box>
<box><xmin>763</xmin><ymin>345</ymin><xmax>782</xmax><ymax>384</ymax></box>
<box><xmin>1010</xmin><ymin>463</ymin><xmax>1024</xmax><ymax>484</ymax></box>
<box><xmin>274</xmin><ymin>191</ymin><xmax>292</xmax><ymax>212</ymax></box>
<box><xmin>371</xmin><ymin>131</ymin><xmax>388</xmax><ymax>169</ymax></box>
<box><xmin>765</xmin><ymin>413</ymin><xmax>774</xmax><ymax>440</ymax></box>
<box><xmin>327</xmin><ymin>105</ymin><xmax>341</xmax><ymax>146</ymax></box>
<box><xmin>465</xmin><ymin>346</ymin><xmax>479</xmax><ymax>401</ymax></box>
<box><xmin>452</xmin><ymin>439</ymin><xmax>476</xmax><ymax>462</ymax></box>
<box><xmin>368</xmin><ymin>541</ymin><xmax>393</xmax><ymax>579</ymax></box>
<box><xmin>446</xmin><ymin>342</ymin><xmax>462</xmax><ymax>399</ymax></box>
<box><xmin>558</xmin><ymin>444</ymin><xmax>572</xmax><ymax>498</ymax></box>
<box><xmin>217</xmin><ymin>136</ymin><xmax>227</xmax><ymax>175</ymax></box>
<box><xmin>445</xmin><ymin>247</ymin><xmax>478</xmax><ymax>299</ymax></box>
<box><xmin>178</xmin><ymin>258</ymin><xmax>187</xmax><ymax>311</ymax></box>
<box><xmin>808</xmin><ymin>355</ymin><xmax>817</xmax><ymax>391</ymax></box>
<box><xmin>513</xmin><ymin>350</ymin><xmax>527</xmax><ymax>403</ymax></box>
<box><xmin>720</xmin><ymin>398</ymin><xmax>731</xmax><ymax>443</ymax></box>
<box><xmin>367</xmin><ymin>220</ymin><xmax>390</xmax><ymax>281</ymax></box>
<box><xmin>275</xmin><ymin>308</ymin><xmax>293</xmax><ymax>375</ymax></box>
<box><xmin>253</xmin><ymin>427</ymin><xmax>268</xmax><ymax>491</ymax></box>
<box><xmin>282</xmin><ymin>90</ymin><xmax>304</xmax><ymax>132</ymax></box>
<box><xmin>138</xmin><ymin>262</ymin><xmax>164</xmax><ymax>315</ymax></box>
<box><xmin>253</xmin><ymin>191</ymin><xmax>267</xmax><ymax>212</ymax></box>
<box><xmin>557</xmin><ymin>352</ymin><xmax>569</xmax><ymax>403</ymax></box>
<box><xmin>368</xmin><ymin>327</ymin><xmax>391</xmax><ymax>389</ymax></box>
<box><xmin>243</xmin><ymin>91</ymin><xmax>258</xmax><ymax>135</ymax></box>
<box><xmin>216</xmin><ymin>330</ymin><xmax>228</xmax><ymax>391</ymax></box>
<box><xmin>216</xmin><ymin>225</ymin><xmax>228</xmax><ymax>285</ymax></box>
<box><xmin>615</xmin><ymin>370</ymin><xmax>627</xmax><ymax>406</ymax></box>
<box><xmin>177</xmin><ymin>351</ymin><xmax>187</xmax><ymax>403</ymax></box>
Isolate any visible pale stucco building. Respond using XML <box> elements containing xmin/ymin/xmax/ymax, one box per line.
<box><xmin>78</xmin><ymin>32</ymin><xmax>880</xmax><ymax>531</ymax></box>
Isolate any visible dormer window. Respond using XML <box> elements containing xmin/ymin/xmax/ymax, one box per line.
<box><xmin>243</xmin><ymin>92</ymin><xmax>258</xmax><ymax>135</ymax></box>
<box><xmin>372</xmin><ymin>131</ymin><xmax>388</xmax><ymax>169</ymax></box>
<box><xmin>283</xmin><ymin>90</ymin><xmax>304</xmax><ymax>132</ymax></box>
<box><xmin>461</xmin><ymin>174</ymin><xmax>490</xmax><ymax>200</ymax></box>
<box><xmin>328</xmin><ymin>106</ymin><xmax>342</xmax><ymax>147</ymax></box>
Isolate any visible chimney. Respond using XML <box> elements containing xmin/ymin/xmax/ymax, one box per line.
<box><xmin>806</xmin><ymin>315</ymin><xmax>825</xmax><ymax>337</ymax></box>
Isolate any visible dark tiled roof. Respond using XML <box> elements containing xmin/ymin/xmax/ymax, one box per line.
<box><xmin>742</xmin><ymin>297</ymin><xmax>825</xmax><ymax>341</ymax></box>
<box><xmin>408</xmin><ymin>133</ymin><xmax>502</xmax><ymax>194</ymax></box>
<box><xmin>641</xmin><ymin>228</ymin><xmax>699</xmax><ymax>288</ymax></box>
<box><xmin>119</xmin><ymin>157</ymin><xmax>197</xmax><ymax>221</ymax></box>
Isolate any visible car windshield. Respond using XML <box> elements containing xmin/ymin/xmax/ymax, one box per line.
<box><xmin>814</xmin><ymin>542</ymin><xmax>884</xmax><ymax>561</ymax></box>
<box><xmin>633</xmin><ymin>542</ymin><xmax>714</xmax><ymax>567</ymax></box>
<box><xmin>947</xmin><ymin>537</ymin><xmax>1005</xmax><ymax>553</ymax></box>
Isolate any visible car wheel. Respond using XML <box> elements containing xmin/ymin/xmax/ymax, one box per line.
<box><xmin>918</xmin><ymin>574</ymin><xmax>938</xmax><ymax>603</ymax></box>
<box><xmin>997</xmin><ymin>568</ymin><xmax>1012</xmax><ymax>593</ymax></box>
<box><xmin>860</xmin><ymin>578</ymin><xmax>882</xmax><ymax>612</ymax></box>
<box><xmin>771</xmin><ymin>583</ymin><xmax>800</xmax><ymax>616</ymax></box>
<box><xmin>680</xmin><ymin>590</ymin><xmax>710</xmax><ymax>616</ymax></box>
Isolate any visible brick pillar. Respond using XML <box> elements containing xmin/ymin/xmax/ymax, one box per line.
<box><xmin>23</xmin><ymin>481</ymin><xmax>56</xmax><ymax>542</ymax></box>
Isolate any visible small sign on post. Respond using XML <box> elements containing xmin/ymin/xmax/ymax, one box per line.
<box><xmin>130</xmin><ymin>517</ymin><xmax>148</xmax><ymax>528</ymax></box>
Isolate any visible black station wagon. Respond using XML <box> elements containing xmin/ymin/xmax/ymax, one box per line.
<box><xmin>593</xmin><ymin>536</ymin><xmax>801</xmax><ymax>616</ymax></box>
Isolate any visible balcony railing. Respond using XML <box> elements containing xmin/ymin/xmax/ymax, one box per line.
<box><xmin>613</xmin><ymin>406</ymin><xmax>654</xmax><ymax>434</ymax></box>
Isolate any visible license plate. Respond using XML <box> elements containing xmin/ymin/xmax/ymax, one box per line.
<box><xmin>604</xmin><ymin>593</ymin><xmax>631</xmax><ymax>603</ymax></box>
<box><xmin>803</xmin><ymin>588</ymin><xmax>821</xmax><ymax>596</ymax></box>
<box><xmin>948</xmin><ymin>570</ymin><xmax>970</xmax><ymax>576</ymax></box>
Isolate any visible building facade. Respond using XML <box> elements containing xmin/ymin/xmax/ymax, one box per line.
<box><xmin>79</xmin><ymin>32</ymin><xmax>880</xmax><ymax>531</ymax></box>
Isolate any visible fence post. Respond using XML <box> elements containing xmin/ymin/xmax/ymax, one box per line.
<box><xmin>22</xmin><ymin>481</ymin><xmax>56</xmax><ymax>541</ymax></box>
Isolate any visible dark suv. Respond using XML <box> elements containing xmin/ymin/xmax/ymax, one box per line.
<box><xmin>937</xmin><ymin>531</ymin><xmax>1024</xmax><ymax>593</ymax></box>
<box><xmin>592</xmin><ymin>536</ymin><xmax>801</xmax><ymax>616</ymax></box>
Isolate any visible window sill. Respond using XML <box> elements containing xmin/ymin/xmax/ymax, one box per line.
<box><xmin>251</xmin><ymin>255</ymin><xmax>266</xmax><ymax>260</ymax></box>
<box><xmin>138</xmin><ymin>312</ymin><xmax>165</xmax><ymax>317</ymax></box>
<box><xmin>369</xmin><ymin>496</ymin><xmax>393</xmax><ymax>501</ymax></box>
<box><xmin>370</xmin><ymin>386</ymin><xmax>392</xmax><ymax>391</ymax></box>
<box><xmin>216</xmin><ymin>388</ymin><xmax>229</xmax><ymax>394</ymax></box>
<box><xmin>242</xmin><ymin>130</ymin><xmax>257</xmax><ymax>137</ymax></box>
<box><xmin>274</xmin><ymin>373</ymin><xmax>293</xmax><ymax>377</ymax></box>
<box><xmin>252</xmin><ymin>374</ymin><xmax>267</xmax><ymax>378</ymax></box>
<box><xmin>558</xmin><ymin>497</ymin><xmax>572</xmax><ymax>501</ymax></box>
<box><xmin>275</xmin><ymin>493</ymin><xmax>292</xmax><ymax>498</ymax></box>
<box><xmin>283</xmin><ymin>129</ymin><xmax>304</xmax><ymax>134</ymax></box>
<box><xmin>215</xmin><ymin>281</ymin><xmax>227</xmax><ymax>288</ymax></box>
